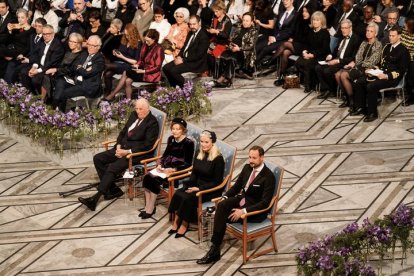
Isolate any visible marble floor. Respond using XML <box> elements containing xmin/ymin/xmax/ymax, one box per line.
<box><xmin>1</xmin><ymin>76</ymin><xmax>414</xmax><ymax>275</ymax></box>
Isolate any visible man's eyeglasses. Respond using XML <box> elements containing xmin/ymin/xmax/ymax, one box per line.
<box><xmin>87</xmin><ymin>43</ymin><xmax>100</xmax><ymax>47</ymax></box>
<box><xmin>42</xmin><ymin>32</ymin><xmax>53</xmax><ymax>36</ymax></box>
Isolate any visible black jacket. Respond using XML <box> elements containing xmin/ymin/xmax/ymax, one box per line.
<box><xmin>179</xmin><ymin>28</ymin><xmax>210</xmax><ymax>72</ymax></box>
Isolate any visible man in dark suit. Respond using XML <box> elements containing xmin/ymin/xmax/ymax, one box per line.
<box><xmin>315</xmin><ymin>19</ymin><xmax>361</xmax><ymax>99</ymax></box>
<box><xmin>4</xmin><ymin>17</ymin><xmax>46</xmax><ymax>83</ymax></box>
<box><xmin>377</xmin><ymin>8</ymin><xmax>399</xmax><ymax>45</ymax></box>
<box><xmin>58</xmin><ymin>0</ymin><xmax>89</xmax><ymax>41</ymax></box>
<box><xmin>18</xmin><ymin>24</ymin><xmax>65</xmax><ymax>94</ymax></box>
<box><xmin>163</xmin><ymin>15</ymin><xmax>209</xmax><ymax>88</ymax></box>
<box><xmin>78</xmin><ymin>98</ymin><xmax>159</xmax><ymax>211</ymax></box>
<box><xmin>330</xmin><ymin>0</ymin><xmax>361</xmax><ymax>52</ymax></box>
<box><xmin>53</xmin><ymin>35</ymin><xmax>105</xmax><ymax>111</ymax></box>
<box><xmin>352</xmin><ymin>26</ymin><xmax>410</xmax><ymax>122</ymax></box>
<box><xmin>256</xmin><ymin>0</ymin><xmax>297</xmax><ymax>64</ymax></box>
<box><xmin>0</xmin><ymin>0</ymin><xmax>16</xmax><ymax>77</ymax></box>
<box><xmin>197</xmin><ymin>145</ymin><xmax>276</xmax><ymax>264</ymax></box>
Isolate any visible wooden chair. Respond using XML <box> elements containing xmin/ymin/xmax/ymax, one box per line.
<box><xmin>195</xmin><ymin>139</ymin><xmax>237</xmax><ymax>241</ymax></box>
<box><xmin>102</xmin><ymin>106</ymin><xmax>166</xmax><ymax>200</ymax></box>
<box><xmin>223</xmin><ymin>163</ymin><xmax>284</xmax><ymax>264</ymax></box>
<box><xmin>156</xmin><ymin>123</ymin><xmax>203</xmax><ymax>204</ymax></box>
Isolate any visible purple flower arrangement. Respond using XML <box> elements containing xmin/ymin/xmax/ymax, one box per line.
<box><xmin>297</xmin><ymin>204</ymin><xmax>414</xmax><ymax>275</ymax></box>
<box><xmin>140</xmin><ymin>80</ymin><xmax>212</xmax><ymax>119</ymax></box>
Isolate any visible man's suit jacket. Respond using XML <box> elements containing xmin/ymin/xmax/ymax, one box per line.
<box><xmin>333</xmin><ymin>33</ymin><xmax>361</xmax><ymax>65</ymax></box>
<box><xmin>380</xmin><ymin>43</ymin><xmax>410</xmax><ymax>81</ymax></box>
<box><xmin>0</xmin><ymin>12</ymin><xmax>16</xmax><ymax>45</ymax></box>
<box><xmin>29</xmin><ymin>37</ymin><xmax>65</xmax><ymax>72</ymax></box>
<box><xmin>116</xmin><ymin>111</ymin><xmax>159</xmax><ymax>155</ymax></box>
<box><xmin>225</xmin><ymin>164</ymin><xmax>276</xmax><ymax>219</ymax></box>
<box><xmin>273</xmin><ymin>9</ymin><xmax>297</xmax><ymax>42</ymax></box>
<box><xmin>179</xmin><ymin>29</ymin><xmax>209</xmax><ymax>72</ymax></box>
<box><xmin>377</xmin><ymin>22</ymin><xmax>395</xmax><ymax>45</ymax></box>
<box><xmin>71</xmin><ymin>50</ymin><xmax>105</xmax><ymax>96</ymax></box>
<box><xmin>333</xmin><ymin>9</ymin><xmax>361</xmax><ymax>38</ymax></box>
<box><xmin>58</xmin><ymin>9</ymin><xmax>90</xmax><ymax>39</ymax></box>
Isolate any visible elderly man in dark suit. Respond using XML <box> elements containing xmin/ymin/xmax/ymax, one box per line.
<box><xmin>315</xmin><ymin>19</ymin><xmax>361</xmax><ymax>99</ymax></box>
<box><xmin>197</xmin><ymin>145</ymin><xmax>276</xmax><ymax>264</ymax></box>
<box><xmin>163</xmin><ymin>15</ymin><xmax>209</xmax><ymax>88</ymax></box>
<box><xmin>18</xmin><ymin>24</ymin><xmax>65</xmax><ymax>94</ymax></box>
<box><xmin>53</xmin><ymin>35</ymin><xmax>105</xmax><ymax>111</ymax></box>
<box><xmin>79</xmin><ymin>98</ymin><xmax>159</xmax><ymax>211</ymax></box>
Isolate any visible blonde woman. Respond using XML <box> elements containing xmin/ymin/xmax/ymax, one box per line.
<box><xmin>168</xmin><ymin>130</ymin><xmax>225</xmax><ymax>238</ymax></box>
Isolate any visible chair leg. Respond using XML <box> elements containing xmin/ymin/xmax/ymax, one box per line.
<box><xmin>243</xmin><ymin>234</ymin><xmax>248</xmax><ymax>264</ymax></box>
<box><xmin>127</xmin><ymin>179</ymin><xmax>134</xmax><ymax>201</ymax></box>
<box><xmin>271</xmin><ymin>229</ymin><xmax>278</xmax><ymax>253</ymax></box>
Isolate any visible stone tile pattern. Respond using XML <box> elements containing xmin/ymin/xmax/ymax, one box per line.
<box><xmin>1</xmin><ymin>77</ymin><xmax>414</xmax><ymax>275</ymax></box>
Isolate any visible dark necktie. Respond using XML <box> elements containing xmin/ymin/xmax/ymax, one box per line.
<box><xmin>239</xmin><ymin>170</ymin><xmax>257</xmax><ymax>207</ymax></box>
<box><xmin>0</xmin><ymin>16</ymin><xmax>3</xmax><ymax>26</ymax></box>
<box><xmin>338</xmin><ymin>36</ymin><xmax>349</xmax><ymax>58</ymax></box>
<box><xmin>35</xmin><ymin>35</ymin><xmax>41</xmax><ymax>44</ymax></box>
<box><xmin>183</xmin><ymin>33</ymin><xmax>196</xmax><ymax>57</ymax></box>
<box><xmin>281</xmin><ymin>12</ymin><xmax>289</xmax><ymax>26</ymax></box>
<box><xmin>128</xmin><ymin>119</ymin><xmax>141</xmax><ymax>137</ymax></box>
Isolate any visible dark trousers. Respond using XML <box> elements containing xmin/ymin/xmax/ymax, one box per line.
<box><xmin>211</xmin><ymin>197</ymin><xmax>265</xmax><ymax>247</ymax></box>
<box><xmin>163</xmin><ymin>61</ymin><xmax>193</xmax><ymax>88</ymax></box>
<box><xmin>353</xmin><ymin>77</ymin><xmax>400</xmax><ymax>114</ymax></box>
<box><xmin>53</xmin><ymin>77</ymin><xmax>87</xmax><ymax>111</ymax></box>
<box><xmin>315</xmin><ymin>63</ymin><xmax>342</xmax><ymax>92</ymax></box>
<box><xmin>256</xmin><ymin>39</ymin><xmax>283</xmax><ymax>63</ymax></box>
<box><xmin>168</xmin><ymin>188</ymin><xmax>198</xmax><ymax>222</ymax></box>
<box><xmin>296</xmin><ymin>57</ymin><xmax>318</xmax><ymax>90</ymax></box>
<box><xmin>93</xmin><ymin>148</ymin><xmax>130</xmax><ymax>195</ymax></box>
<box><xmin>19</xmin><ymin>69</ymin><xmax>44</xmax><ymax>94</ymax></box>
<box><xmin>4</xmin><ymin>61</ymin><xmax>29</xmax><ymax>84</ymax></box>
<box><xmin>406</xmin><ymin>61</ymin><xmax>414</xmax><ymax>100</ymax></box>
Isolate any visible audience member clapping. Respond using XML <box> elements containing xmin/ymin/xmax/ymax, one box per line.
<box><xmin>58</xmin><ymin>0</ymin><xmax>90</xmax><ymax>41</ymax></box>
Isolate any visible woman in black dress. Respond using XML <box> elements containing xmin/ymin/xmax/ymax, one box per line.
<box><xmin>139</xmin><ymin>118</ymin><xmax>195</xmax><ymax>219</ymax></box>
<box><xmin>0</xmin><ymin>9</ymin><xmax>34</xmax><ymax>59</ymax></box>
<box><xmin>85</xmin><ymin>9</ymin><xmax>107</xmax><ymax>39</ymax></box>
<box><xmin>295</xmin><ymin>11</ymin><xmax>331</xmax><ymax>93</ymax></box>
<box><xmin>41</xmin><ymin>32</ymin><xmax>84</xmax><ymax>102</ymax></box>
<box><xmin>168</xmin><ymin>130</ymin><xmax>225</xmax><ymax>238</ymax></box>
<box><xmin>274</xmin><ymin>4</ymin><xmax>314</xmax><ymax>86</ymax></box>
<box><xmin>115</xmin><ymin>0</ymin><xmax>137</xmax><ymax>29</ymax></box>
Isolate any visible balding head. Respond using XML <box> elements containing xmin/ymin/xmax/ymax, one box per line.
<box><xmin>135</xmin><ymin>98</ymin><xmax>150</xmax><ymax>119</ymax></box>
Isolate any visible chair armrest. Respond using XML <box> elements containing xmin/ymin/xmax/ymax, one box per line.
<box><xmin>101</xmin><ymin>139</ymin><xmax>117</xmax><ymax>150</ymax></box>
<box><xmin>196</xmin><ymin>175</ymin><xmax>230</xmax><ymax>197</ymax></box>
<box><xmin>240</xmin><ymin>196</ymin><xmax>276</xmax><ymax>219</ymax></box>
<box><xmin>140</xmin><ymin>156</ymin><xmax>161</xmax><ymax>165</ymax></box>
<box><xmin>211</xmin><ymin>196</ymin><xmax>223</xmax><ymax>203</ymax></box>
<box><xmin>125</xmin><ymin>139</ymin><xmax>160</xmax><ymax>171</ymax></box>
<box><xmin>168</xmin><ymin>166</ymin><xmax>192</xmax><ymax>177</ymax></box>
<box><xmin>167</xmin><ymin>171</ymin><xmax>191</xmax><ymax>182</ymax></box>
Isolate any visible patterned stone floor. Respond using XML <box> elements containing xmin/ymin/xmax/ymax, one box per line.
<box><xmin>1</xmin><ymin>76</ymin><xmax>414</xmax><ymax>275</ymax></box>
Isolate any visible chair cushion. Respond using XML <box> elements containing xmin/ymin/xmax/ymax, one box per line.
<box><xmin>227</xmin><ymin>218</ymin><xmax>272</xmax><ymax>234</ymax></box>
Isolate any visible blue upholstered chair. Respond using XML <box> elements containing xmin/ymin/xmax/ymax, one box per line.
<box><xmin>224</xmin><ymin>162</ymin><xmax>284</xmax><ymax>264</ymax></box>
<box><xmin>103</xmin><ymin>106</ymin><xmax>166</xmax><ymax>200</ymax></box>
<box><xmin>195</xmin><ymin>138</ymin><xmax>237</xmax><ymax>240</ymax></box>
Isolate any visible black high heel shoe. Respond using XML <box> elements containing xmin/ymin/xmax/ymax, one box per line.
<box><xmin>168</xmin><ymin>229</ymin><xmax>178</xmax><ymax>235</ymax></box>
<box><xmin>139</xmin><ymin>207</ymin><xmax>156</xmax><ymax>219</ymax></box>
<box><xmin>175</xmin><ymin>225</ymin><xmax>188</xmax><ymax>238</ymax></box>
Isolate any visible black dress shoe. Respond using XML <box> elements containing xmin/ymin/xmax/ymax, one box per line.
<box><xmin>349</xmin><ymin>108</ymin><xmax>366</xmax><ymax>116</ymax></box>
<box><xmin>175</xmin><ymin>226</ymin><xmax>188</xmax><ymax>238</ymax></box>
<box><xmin>303</xmin><ymin>87</ymin><xmax>312</xmax><ymax>93</ymax></box>
<box><xmin>215</xmin><ymin>80</ymin><xmax>231</xmax><ymax>88</ymax></box>
<box><xmin>273</xmin><ymin>77</ymin><xmax>284</xmax><ymax>87</ymax></box>
<box><xmin>104</xmin><ymin>187</ymin><xmax>124</xmax><ymax>200</ymax></box>
<box><xmin>78</xmin><ymin>197</ymin><xmax>97</xmax><ymax>211</ymax></box>
<box><xmin>139</xmin><ymin>207</ymin><xmax>156</xmax><ymax>219</ymax></box>
<box><xmin>316</xmin><ymin>90</ymin><xmax>332</xmax><ymax>99</ymax></box>
<box><xmin>167</xmin><ymin>229</ymin><xmax>178</xmax><ymax>235</ymax></box>
<box><xmin>363</xmin><ymin>113</ymin><xmax>378</xmax><ymax>122</ymax></box>
<box><xmin>338</xmin><ymin>101</ymin><xmax>349</xmax><ymax>108</ymax></box>
<box><xmin>197</xmin><ymin>245</ymin><xmax>221</xmax><ymax>264</ymax></box>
